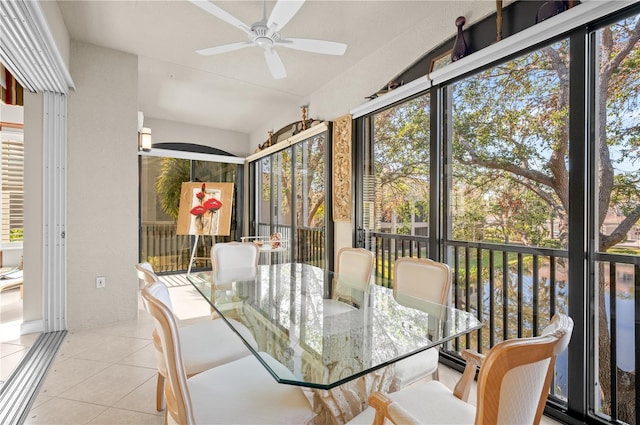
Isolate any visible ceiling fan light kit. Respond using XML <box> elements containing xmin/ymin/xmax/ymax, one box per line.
<box><xmin>190</xmin><ymin>0</ymin><xmax>347</xmax><ymax>79</ymax></box>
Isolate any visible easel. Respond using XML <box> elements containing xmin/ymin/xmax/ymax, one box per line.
<box><xmin>187</xmin><ymin>234</ymin><xmax>214</xmax><ymax>275</ymax></box>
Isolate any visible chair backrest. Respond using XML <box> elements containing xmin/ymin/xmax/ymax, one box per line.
<box><xmin>393</xmin><ymin>257</ymin><xmax>451</xmax><ymax>305</ymax></box>
<box><xmin>335</xmin><ymin>247</ymin><xmax>375</xmax><ymax>293</ymax></box>
<box><xmin>474</xmin><ymin>313</ymin><xmax>574</xmax><ymax>425</ymax></box>
<box><xmin>135</xmin><ymin>262</ymin><xmax>159</xmax><ymax>286</ymax></box>
<box><xmin>141</xmin><ymin>281</ymin><xmax>196</xmax><ymax>425</ymax></box>
<box><xmin>211</xmin><ymin>242</ymin><xmax>260</xmax><ymax>271</ymax></box>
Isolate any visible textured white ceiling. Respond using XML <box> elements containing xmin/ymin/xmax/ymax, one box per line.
<box><xmin>56</xmin><ymin>0</ymin><xmax>498</xmax><ymax>134</ymax></box>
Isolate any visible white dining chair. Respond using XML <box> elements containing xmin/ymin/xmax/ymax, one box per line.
<box><xmin>325</xmin><ymin>248</ymin><xmax>375</xmax><ymax>314</ymax></box>
<box><xmin>135</xmin><ymin>263</ymin><xmax>258</xmax><ymax>413</ymax></box>
<box><xmin>336</xmin><ymin>247</ymin><xmax>375</xmax><ymax>290</ymax></box>
<box><xmin>389</xmin><ymin>257</ymin><xmax>451</xmax><ymax>391</ymax></box>
<box><xmin>211</xmin><ymin>241</ymin><xmax>260</xmax><ymax>271</ymax></box>
<box><xmin>141</xmin><ymin>281</ymin><xmax>314</xmax><ymax>424</ymax></box>
<box><xmin>348</xmin><ymin>314</ymin><xmax>574</xmax><ymax>425</ymax></box>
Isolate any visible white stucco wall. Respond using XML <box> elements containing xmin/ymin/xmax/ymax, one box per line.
<box><xmin>66</xmin><ymin>41</ymin><xmax>139</xmax><ymax>330</ymax></box>
<box><xmin>145</xmin><ymin>117</ymin><xmax>250</xmax><ymax>157</ymax></box>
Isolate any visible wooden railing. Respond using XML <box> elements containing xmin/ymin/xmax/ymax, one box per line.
<box><xmin>143</xmin><ymin>221</ymin><xmax>637</xmax><ymax>413</ymax></box>
<box><xmin>369</xmin><ymin>231</ymin><xmax>572</xmax><ymax>399</ymax></box>
<box><xmin>141</xmin><ymin>222</ymin><xmax>211</xmax><ymax>272</ymax></box>
<box><xmin>257</xmin><ymin>223</ymin><xmax>325</xmax><ymax>267</ymax></box>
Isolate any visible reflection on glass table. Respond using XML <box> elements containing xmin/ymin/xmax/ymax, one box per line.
<box><xmin>187</xmin><ymin>263</ymin><xmax>482</xmax><ymax>391</ymax></box>
<box><xmin>240</xmin><ymin>236</ymin><xmax>289</xmax><ymax>264</ymax></box>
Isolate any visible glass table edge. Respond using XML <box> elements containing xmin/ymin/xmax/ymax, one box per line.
<box><xmin>188</xmin><ymin>272</ymin><xmax>484</xmax><ymax>390</ymax></box>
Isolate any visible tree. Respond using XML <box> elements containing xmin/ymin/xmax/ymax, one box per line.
<box><xmin>258</xmin><ymin>136</ymin><xmax>326</xmax><ymax>228</ymax></box>
<box><xmin>156</xmin><ymin>158</ymin><xmax>190</xmax><ymax>220</ymax></box>
<box><xmin>451</xmin><ymin>17</ymin><xmax>640</xmax><ymax>423</ymax></box>
<box><xmin>374</xmin><ymin>95</ymin><xmax>431</xmax><ymax>232</ymax></box>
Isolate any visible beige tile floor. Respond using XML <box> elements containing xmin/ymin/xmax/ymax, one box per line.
<box><xmin>24</xmin><ymin>311</ymin><xmax>163</xmax><ymax>425</ymax></box>
<box><xmin>8</xmin><ymin>284</ymin><xmax>562</xmax><ymax>425</ymax></box>
<box><xmin>22</xmin><ymin>285</ymin><xmax>214</xmax><ymax>425</ymax></box>
<box><xmin>1</xmin><ymin>286</ymin><xmax>41</xmax><ymax>387</ymax></box>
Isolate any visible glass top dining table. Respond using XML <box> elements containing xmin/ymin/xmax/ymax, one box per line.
<box><xmin>187</xmin><ymin>262</ymin><xmax>482</xmax><ymax>391</ymax></box>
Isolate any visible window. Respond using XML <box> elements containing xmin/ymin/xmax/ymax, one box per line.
<box><xmin>372</xmin><ymin>95</ymin><xmax>430</xmax><ymax>237</ymax></box>
<box><xmin>1</xmin><ymin>128</ymin><xmax>24</xmax><ymax>244</ymax></box>
<box><xmin>360</xmin><ymin>94</ymin><xmax>431</xmax><ymax>286</ymax></box>
<box><xmin>249</xmin><ymin>124</ymin><xmax>331</xmax><ymax>268</ymax></box>
<box><xmin>591</xmin><ymin>14</ymin><xmax>640</xmax><ymax>424</ymax></box>
<box><xmin>140</xmin><ymin>151</ymin><xmax>241</xmax><ymax>273</ymax></box>
<box><xmin>447</xmin><ymin>39</ymin><xmax>571</xmax><ymax>398</ymax></box>
<box><xmin>449</xmin><ymin>40</ymin><xmax>569</xmax><ymax>249</ymax></box>
<box><xmin>356</xmin><ymin>5</ymin><xmax>640</xmax><ymax>425</ymax></box>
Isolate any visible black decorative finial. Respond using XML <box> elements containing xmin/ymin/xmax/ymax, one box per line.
<box><xmin>451</xmin><ymin>16</ymin><xmax>468</xmax><ymax>62</ymax></box>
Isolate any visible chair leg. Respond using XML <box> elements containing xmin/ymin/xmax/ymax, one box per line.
<box><xmin>433</xmin><ymin>367</ymin><xmax>440</xmax><ymax>381</ymax></box>
<box><xmin>156</xmin><ymin>372</ymin><xmax>165</xmax><ymax>411</ymax></box>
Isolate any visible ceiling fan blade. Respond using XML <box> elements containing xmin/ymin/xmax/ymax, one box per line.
<box><xmin>277</xmin><ymin>38</ymin><xmax>347</xmax><ymax>56</ymax></box>
<box><xmin>196</xmin><ymin>42</ymin><xmax>254</xmax><ymax>56</ymax></box>
<box><xmin>263</xmin><ymin>48</ymin><xmax>287</xmax><ymax>79</ymax></box>
<box><xmin>267</xmin><ymin>0</ymin><xmax>305</xmax><ymax>33</ymax></box>
<box><xmin>189</xmin><ymin>0</ymin><xmax>251</xmax><ymax>34</ymax></box>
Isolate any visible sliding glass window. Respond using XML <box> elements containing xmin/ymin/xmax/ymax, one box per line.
<box><xmin>140</xmin><ymin>153</ymin><xmax>241</xmax><ymax>273</ymax></box>
<box><xmin>249</xmin><ymin>125</ymin><xmax>331</xmax><ymax>268</ymax></box>
<box><xmin>590</xmin><ymin>13</ymin><xmax>639</xmax><ymax>424</ymax></box>
<box><xmin>446</xmin><ymin>38</ymin><xmax>571</xmax><ymax>399</ymax></box>
<box><xmin>362</xmin><ymin>95</ymin><xmax>431</xmax><ymax>287</ymax></box>
<box><xmin>355</xmin><ymin>6</ymin><xmax>640</xmax><ymax>425</ymax></box>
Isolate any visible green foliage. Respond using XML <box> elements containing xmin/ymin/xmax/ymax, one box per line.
<box><xmin>607</xmin><ymin>245</ymin><xmax>640</xmax><ymax>255</ymax></box>
<box><xmin>156</xmin><ymin>158</ymin><xmax>190</xmax><ymax>220</ymax></box>
<box><xmin>256</xmin><ymin>135</ymin><xmax>327</xmax><ymax>228</ymax></box>
<box><xmin>9</xmin><ymin>229</ymin><xmax>23</xmax><ymax>242</ymax></box>
<box><xmin>374</xmin><ymin>95</ymin><xmax>431</xmax><ymax>227</ymax></box>
<box><xmin>450</xmin><ymin>41</ymin><xmax>569</xmax><ymax>248</ymax></box>
<box><xmin>155</xmin><ymin>158</ymin><xmax>239</xmax><ymax>221</ymax></box>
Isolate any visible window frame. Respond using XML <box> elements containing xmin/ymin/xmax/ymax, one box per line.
<box><xmin>246</xmin><ymin>122</ymin><xmax>334</xmax><ymax>270</ymax></box>
<box><xmin>353</xmin><ymin>4</ymin><xmax>640</xmax><ymax>425</ymax></box>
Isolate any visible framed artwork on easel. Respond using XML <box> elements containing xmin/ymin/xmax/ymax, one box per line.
<box><xmin>176</xmin><ymin>182</ymin><xmax>234</xmax><ymax>273</ymax></box>
<box><xmin>176</xmin><ymin>182</ymin><xmax>234</xmax><ymax>236</ymax></box>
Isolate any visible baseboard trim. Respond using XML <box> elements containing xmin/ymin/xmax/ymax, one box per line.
<box><xmin>20</xmin><ymin>319</ymin><xmax>44</xmax><ymax>335</ymax></box>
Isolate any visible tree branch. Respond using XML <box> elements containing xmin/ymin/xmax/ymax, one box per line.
<box><xmin>457</xmin><ymin>140</ymin><xmax>555</xmax><ymax>188</ymax></box>
<box><xmin>600</xmin><ymin>205</ymin><xmax>640</xmax><ymax>250</ymax></box>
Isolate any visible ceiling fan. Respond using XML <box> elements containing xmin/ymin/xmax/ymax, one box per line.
<box><xmin>190</xmin><ymin>0</ymin><xmax>347</xmax><ymax>79</ymax></box>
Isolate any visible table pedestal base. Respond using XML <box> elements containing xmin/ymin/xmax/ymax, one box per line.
<box><xmin>311</xmin><ymin>365</ymin><xmax>394</xmax><ymax>425</ymax></box>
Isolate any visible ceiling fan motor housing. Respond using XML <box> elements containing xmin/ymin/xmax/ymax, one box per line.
<box><xmin>250</xmin><ymin>22</ymin><xmax>279</xmax><ymax>47</ymax></box>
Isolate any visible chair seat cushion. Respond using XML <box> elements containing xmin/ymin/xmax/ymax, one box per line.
<box><xmin>189</xmin><ymin>353</ymin><xmax>313</xmax><ymax>424</ymax></box>
<box><xmin>392</xmin><ymin>347</ymin><xmax>439</xmax><ymax>389</ymax></box>
<box><xmin>347</xmin><ymin>380</ymin><xmax>476</xmax><ymax>424</ymax></box>
<box><xmin>181</xmin><ymin>319</ymin><xmax>258</xmax><ymax>375</ymax></box>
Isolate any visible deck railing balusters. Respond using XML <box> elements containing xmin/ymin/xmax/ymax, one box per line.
<box><xmin>533</xmin><ymin>255</ymin><xmax>539</xmax><ymax>335</ymax></box>
<box><xmin>517</xmin><ymin>253</ymin><xmax>523</xmax><ymax>338</ymax></box>
<box><xmin>141</xmin><ymin>225</ymin><xmax>637</xmax><ymax>414</ymax></box>
<box><xmin>609</xmin><ymin>262</ymin><xmax>618</xmax><ymax>422</ymax></box>
<box><xmin>489</xmin><ymin>249</ymin><xmax>495</xmax><ymax>349</ymax></box>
